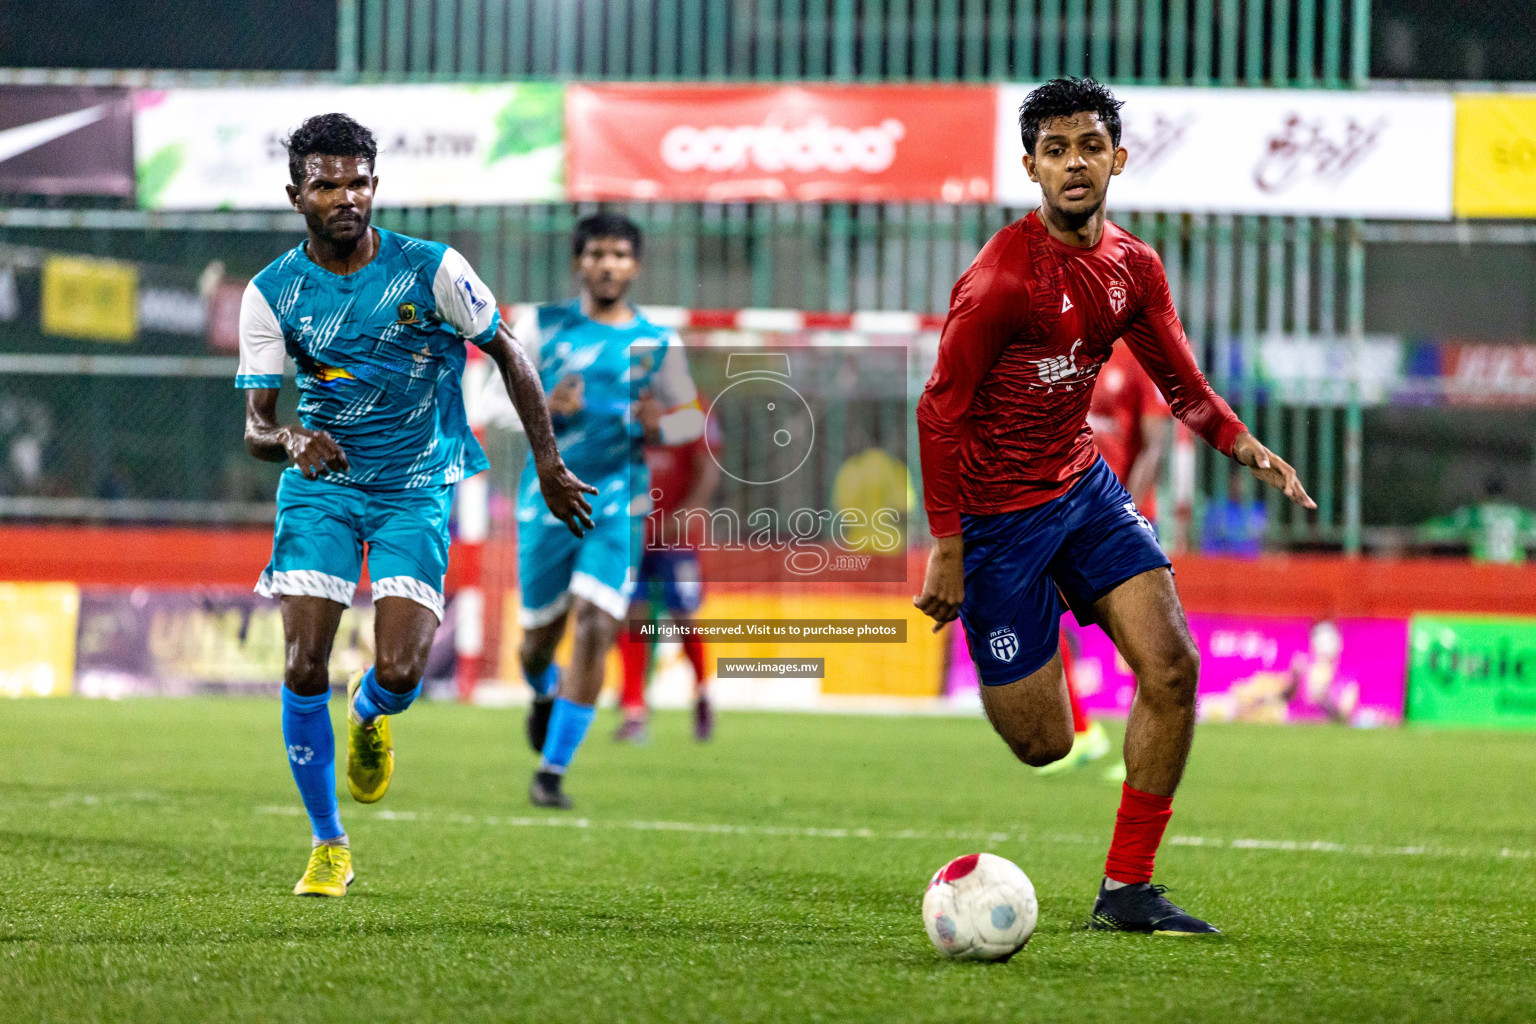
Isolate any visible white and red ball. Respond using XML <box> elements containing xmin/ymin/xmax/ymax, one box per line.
<box><xmin>922</xmin><ymin>852</ymin><xmax>1038</xmax><ymax>961</ymax></box>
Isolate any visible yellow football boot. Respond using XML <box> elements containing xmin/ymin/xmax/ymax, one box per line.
<box><xmin>293</xmin><ymin>843</ymin><xmax>353</xmax><ymax>897</ymax></box>
<box><xmin>346</xmin><ymin>670</ymin><xmax>394</xmax><ymax>804</ymax></box>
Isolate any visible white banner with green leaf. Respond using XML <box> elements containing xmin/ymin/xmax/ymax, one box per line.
<box><xmin>134</xmin><ymin>83</ymin><xmax>564</xmax><ymax>209</ymax></box>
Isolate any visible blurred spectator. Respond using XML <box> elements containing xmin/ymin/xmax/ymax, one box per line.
<box><xmin>1417</xmin><ymin>476</ymin><xmax>1536</xmax><ymax>564</ymax></box>
<box><xmin>1201</xmin><ymin>471</ymin><xmax>1268</xmax><ymax>557</ymax></box>
<box><xmin>832</xmin><ymin>446</ymin><xmax>916</xmax><ymax>553</ymax></box>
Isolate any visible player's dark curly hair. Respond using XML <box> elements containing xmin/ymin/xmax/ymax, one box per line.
<box><xmin>573</xmin><ymin>211</ymin><xmax>643</xmax><ymax>260</ymax></box>
<box><xmin>285</xmin><ymin>113</ymin><xmax>377</xmax><ymax>185</ymax></box>
<box><xmin>1017</xmin><ymin>77</ymin><xmax>1124</xmax><ymax>156</ymax></box>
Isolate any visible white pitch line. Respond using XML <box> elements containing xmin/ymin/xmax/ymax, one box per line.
<box><xmin>252</xmin><ymin>805</ymin><xmax>1533</xmax><ymax>862</ymax></box>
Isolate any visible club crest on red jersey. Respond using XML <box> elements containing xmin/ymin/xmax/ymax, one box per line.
<box><xmin>1108</xmin><ymin>281</ymin><xmax>1127</xmax><ymax>314</ymax></box>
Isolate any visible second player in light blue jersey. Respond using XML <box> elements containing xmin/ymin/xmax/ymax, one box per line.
<box><xmin>486</xmin><ymin>213</ymin><xmax>702</xmax><ymax>809</ymax></box>
<box><xmin>239</xmin><ymin>114</ymin><xmax>595</xmax><ymax>896</ymax></box>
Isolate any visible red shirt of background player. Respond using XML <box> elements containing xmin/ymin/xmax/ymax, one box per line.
<box><xmin>1088</xmin><ymin>344</ymin><xmax>1172</xmax><ymax>520</ymax></box>
<box><xmin>917</xmin><ymin>210</ymin><xmax>1244</xmax><ymax>537</ymax></box>
<box><xmin>643</xmin><ymin>411</ymin><xmax>722</xmax><ymax>549</ymax></box>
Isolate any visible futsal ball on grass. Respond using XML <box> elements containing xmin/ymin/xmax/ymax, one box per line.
<box><xmin>922</xmin><ymin>852</ymin><xmax>1038</xmax><ymax>961</ymax></box>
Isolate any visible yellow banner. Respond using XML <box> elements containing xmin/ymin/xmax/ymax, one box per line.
<box><xmin>41</xmin><ymin>255</ymin><xmax>139</xmax><ymax>342</ymax></box>
<box><xmin>1454</xmin><ymin>94</ymin><xmax>1536</xmax><ymax>218</ymax></box>
<box><xmin>0</xmin><ymin>582</ymin><xmax>80</xmax><ymax>697</ymax></box>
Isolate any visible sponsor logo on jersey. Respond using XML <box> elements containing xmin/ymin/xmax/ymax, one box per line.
<box><xmin>989</xmin><ymin>627</ymin><xmax>1020</xmax><ymax>663</ymax></box>
<box><xmin>1032</xmin><ymin>339</ymin><xmax>1084</xmax><ymax>385</ymax></box>
<box><xmin>456</xmin><ymin>275</ymin><xmax>489</xmax><ymax>316</ymax></box>
<box><xmin>313</xmin><ymin>364</ymin><xmax>356</xmax><ymax>384</ymax></box>
<box><xmin>1108</xmin><ymin>281</ymin><xmax>1127</xmax><ymax>314</ymax></box>
<box><xmin>396</xmin><ymin>301</ymin><xmax>420</xmax><ymax>324</ymax></box>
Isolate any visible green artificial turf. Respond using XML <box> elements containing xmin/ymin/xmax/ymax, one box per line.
<box><xmin>1</xmin><ymin>698</ymin><xmax>1533</xmax><ymax>1023</ymax></box>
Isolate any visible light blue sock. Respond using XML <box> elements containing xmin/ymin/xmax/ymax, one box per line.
<box><xmin>538</xmin><ymin>697</ymin><xmax>597</xmax><ymax>774</ymax></box>
<box><xmin>353</xmin><ymin>666</ymin><xmax>421</xmax><ymax>723</ymax></box>
<box><xmin>525</xmin><ymin>663</ymin><xmax>559</xmax><ymax>698</ymax></box>
<box><xmin>281</xmin><ymin>687</ymin><xmax>344</xmax><ymax>843</ymax></box>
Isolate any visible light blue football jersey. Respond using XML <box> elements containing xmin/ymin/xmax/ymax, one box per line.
<box><xmin>513</xmin><ymin>299</ymin><xmax>698</xmax><ymax>482</ymax></box>
<box><xmin>236</xmin><ymin>227</ymin><xmax>500</xmax><ymax>490</ymax></box>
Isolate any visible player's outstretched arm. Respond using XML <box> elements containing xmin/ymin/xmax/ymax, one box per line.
<box><xmin>243</xmin><ymin>388</ymin><xmax>349</xmax><ymax>479</ymax></box>
<box><xmin>913</xmin><ymin>533</ymin><xmax>965</xmax><ymax>633</ymax></box>
<box><xmin>479</xmin><ymin>321</ymin><xmax>597</xmax><ymax>537</ymax></box>
<box><xmin>1231</xmin><ymin>431</ymin><xmax>1316</xmax><ymax>510</ymax></box>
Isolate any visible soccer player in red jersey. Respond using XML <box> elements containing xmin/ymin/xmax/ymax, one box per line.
<box><xmin>914</xmin><ymin>79</ymin><xmax>1314</xmax><ymax>935</ymax></box>
<box><xmin>614</xmin><ymin>412</ymin><xmax>722</xmax><ymax>743</ymax></box>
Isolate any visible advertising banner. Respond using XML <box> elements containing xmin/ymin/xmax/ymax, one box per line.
<box><xmin>0</xmin><ymin>582</ymin><xmax>80</xmax><ymax>697</ymax></box>
<box><xmin>1453</xmin><ymin>95</ymin><xmax>1536</xmax><ymax>219</ymax></box>
<box><xmin>946</xmin><ymin>613</ymin><xmax>1408</xmax><ymax>726</ymax></box>
<box><xmin>0</xmin><ymin>86</ymin><xmax>135</xmax><ymax>197</ymax></box>
<box><xmin>995</xmin><ymin>86</ymin><xmax>1454</xmax><ymax>218</ymax></box>
<box><xmin>566</xmin><ymin>84</ymin><xmax>996</xmax><ymax>203</ymax></box>
<box><xmin>74</xmin><ymin>588</ymin><xmax>459</xmax><ymax>697</ymax></box>
<box><xmin>1439</xmin><ymin>343</ymin><xmax>1536</xmax><ymax>407</ymax></box>
<box><xmin>134</xmin><ymin>83</ymin><xmax>565</xmax><ymax>210</ymax></box>
<box><xmin>40</xmin><ymin>255</ymin><xmax>139</xmax><ymax>342</ymax></box>
<box><xmin>1407</xmin><ymin>615</ymin><xmax>1536</xmax><ymax>727</ymax></box>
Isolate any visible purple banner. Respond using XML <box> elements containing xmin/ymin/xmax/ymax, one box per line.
<box><xmin>0</xmin><ymin>87</ymin><xmax>135</xmax><ymax>197</ymax></box>
<box><xmin>945</xmin><ymin>613</ymin><xmax>1407</xmax><ymax>726</ymax></box>
<box><xmin>74</xmin><ymin>587</ymin><xmax>458</xmax><ymax>697</ymax></box>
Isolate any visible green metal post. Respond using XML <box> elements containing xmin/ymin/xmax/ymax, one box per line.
<box><xmin>988</xmin><ymin>0</ymin><xmax>1010</xmax><ymax>79</ymax></box>
<box><xmin>829</xmin><ymin>204</ymin><xmax>852</xmax><ymax>311</ymax></box>
<box><xmin>1040</xmin><ymin>0</ymin><xmax>1062</xmax><ymax>78</ymax></box>
<box><xmin>782</xmin><ymin>0</ymin><xmax>803</xmax><ymax>78</ymax></box>
<box><xmin>1238</xmin><ymin>216</ymin><xmax>1259</xmax><ymax>505</ymax></box>
<box><xmin>1263</xmin><ymin>216</ymin><xmax>1285</xmax><ymax>535</ymax></box>
<box><xmin>751</xmin><ymin>205</ymin><xmax>774</xmax><ymax>308</ymax></box>
<box><xmin>656</xmin><ymin>0</ymin><xmax>678</xmax><ymax>79</ymax></box>
<box><xmin>1343</xmin><ymin>221</ymin><xmax>1365</xmax><ymax>554</ymax></box>
<box><xmin>1192</xmin><ymin>0</ymin><xmax>1213</xmax><ymax>83</ymax></box>
<box><xmin>387</xmin><ymin>0</ymin><xmax>407</xmax><ymax>76</ymax></box>
<box><xmin>1316</xmin><ymin>217</ymin><xmax>1337</xmax><ymax>528</ymax></box>
<box><xmin>501</xmin><ymin>207</ymin><xmax>524</xmax><ymax>304</ymax></box>
<box><xmin>1139</xmin><ymin>0</ymin><xmax>1162</xmax><ymax>83</ymax></box>
<box><xmin>679</xmin><ymin>0</ymin><xmax>702</xmax><ymax>79</ymax></box>
<box><xmin>1322</xmin><ymin>0</ymin><xmax>1342</xmax><ymax>86</ymax></box>
<box><xmin>1244</xmin><ymin>0</ymin><xmax>1264</xmax><ymax>83</ymax></box>
<box><xmin>338</xmin><ymin>0</ymin><xmax>360</xmax><ymax>80</ymax></box>
<box><xmin>362</xmin><ymin>0</ymin><xmax>384</xmax><ymax>77</ymax></box>
<box><xmin>835</xmin><ymin>0</ymin><xmax>858</xmax><ymax>80</ymax></box>
<box><xmin>582</xmin><ymin>0</ymin><xmax>605</xmax><ymax>77</ymax></box>
<box><xmin>1088</xmin><ymin>0</ymin><xmax>1111</xmax><ymax>81</ymax></box>
<box><xmin>1350</xmin><ymin>0</ymin><xmax>1370</xmax><ymax>87</ymax></box>
<box><xmin>1271</xmin><ymin>0</ymin><xmax>1289</xmax><ymax>85</ymax></box>
<box><xmin>410</xmin><ymin>0</ymin><xmax>432</xmax><ymax>79</ymax></box>
<box><xmin>1015</xmin><ymin>0</ymin><xmax>1037</xmax><ymax>79</ymax></box>
<box><xmin>730</xmin><ymin>0</ymin><xmax>753</xmax><ymax>77</ymax></box>
<box><xmin>508</xmin><ymin>0</ymin><xmax>529</xmax><ymax>76</ymax></box>
<box><xmin>706</xmin><ymin>0</ymin><xmax>728</xmax><ymax>79</ymax></box>
<box><xmin>1219</xmin><ymin>0</ymin><xmax>1238</xmax><ymax>83</ymax></box>
<box><xmin>890</xmin><ymin>0</ymin><xmax>912</xmax><ymax>79</ymax></box>
<box><xmin>433</xmin><ymin>0</ymin><xmax>455</xmax><ymax>79</ymax></box>
<box><xmin>862</xmin><ymin>0</ymin><xmax>886</xmax><ymax>82</ymax></box>
<box><xmin>913</xmin><ymin>0</ymin><xmax>936</xmax><ymax>80</ymax></box>
<box><xmin>1295</xmin><ymin>0</ymin><xmax>1316</xmax><ymax>85</ymax></box>
<box><xmin>1290</xmin><ymin>218</ymin><xmax>1313</xmax><ymax>534</ymax></box>
<box><xmin>1187</xmin><ymin>214</ymin><xmax>1210</xmax><ymax>547</ymax></box>
<box><xmin>483</xmin><ymin>0</ymin><xmax>504</xmax><ymax>77</ymax></box>
<box><xmin>807</xmin><ymin>0</ymin><xmax>830</xmax><ymax>79</ymax></box>
<box><xmin>531</xmin><ymin>0</ymin><xmax>555</xmax><ymax>76</ymax></box>
<box><xmin>754</xmin><ymin>0</ymin><xmax>775</xmax><ymax>78</ymax></box>
<box><xmin>1167</xmin><ymin>0</ymin><xmax>1188</xmax><ymax>83</ymax></box>
<box><xmin>460</xmin><ymin>0</ymin><xmax>481</xmax><ymax>78</ymax></box>
<box><xmin>938</xmin><ymin>0</ymin><xmax>960</xmax><ymax>80</ymax></box>
<box><xmin>1115</xmin><ymin>0</ymin><xmax>1136</xmax><ymax>82</ymax></box>
<box><xmin>1065</xmin><ymin>0</ymin><xmax>1086</xmax><ymax>78</ymax></box>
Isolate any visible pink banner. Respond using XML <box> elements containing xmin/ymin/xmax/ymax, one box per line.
<box><xmin>946</xmin><ymin>613</ymin><xmax>1407</xmax><ymax>726</ymax></box>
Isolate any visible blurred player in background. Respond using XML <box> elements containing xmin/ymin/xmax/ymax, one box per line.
<box><xmin>1041</xmin><ymin>344</ymin><xmax>1174</xmax><ymax>781</ymax></box>
<box><xmin>914</xmin><ymin>78</ymin><xmax>1314</xmax><ymax>935</ymax></box>
<box><xmin>509</xmin><ymin>213</ymin><xmax>703</xmax><ymax>809</ymax></box>
<box><xmin>613</xmin><ymin>409</ymin><xmax>722</xmax><ymax>744</ymax></box>
<box><xmin>238</xmin><ymin>114</ymin><xmax>593</xmax><ymax>896</ymax></box>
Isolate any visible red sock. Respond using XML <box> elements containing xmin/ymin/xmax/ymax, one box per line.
<box><xmin>616</xmin><ymin>629</ymin><xmax>649</xmax><ymax>713</ymax></box>
<box><xmin>682</xmin><ymin>635</ymin><xmax>708</xmax><ymax>693</ymax></box>
<box><xmin>1104</xmin><ymin>784</ymin><xmax>1174</xmax><ymax>885</ymax></box>
<box><xmin>1060</xmin><ymin>633</ymin><xmax>1090</xmax><ymax>734</ymax></box>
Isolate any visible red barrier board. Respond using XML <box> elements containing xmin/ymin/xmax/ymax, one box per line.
<box><xmin>566</xmin><ymin>83</ymin><xmax>996</xmax><ymax>203</ymax></box>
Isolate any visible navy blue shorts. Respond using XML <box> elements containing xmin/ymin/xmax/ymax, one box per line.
<box><xmin>637</xmin><ymin>547</ymin><xmax>704</xmax><ymax>616</ymax></box>
<box><xmin>959</xmin><ymin>458</ymin><xmax>1170</xmax><ymax>686</ymax></box>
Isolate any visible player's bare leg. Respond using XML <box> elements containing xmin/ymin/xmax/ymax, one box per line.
<box><xmin>1085</xmin><ymin>567</ymin><xmax>1217</xmax><ymax>935</ymax></box>
<box><xmin>279</xmin><ymin>596</ymin><xmax>352</xmax><ymax>894</ymax></box>
<box><xmin>344</xmin><ymin>595</ymin><xmax>439</xmax><ymax>803</ymax></box>
<box><xmin>977</xmin><ymin>650</ymin><xmax>1076</xmax><ymax>769</ymax></box>
<box><xmin>526</xmin><ymin>597</ymin><xmax>619</xmax><ymax>808</ymax></box>
<box><xmin>519</xmin><ymin>613</ymin><xmax>570</xmax><ymax>753</ymax></box>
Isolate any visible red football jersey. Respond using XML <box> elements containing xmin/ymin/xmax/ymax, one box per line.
<box><xmin>917</xmin><ymin>211</ymin><xmax>1245</xmax><ymax>538</ymax></box>
<box><xmin>1088</xmin><ymin>343</ymin><xmax>1171</xmax><ymax>517</ymax></box>
<box><xmin>643</xmin><ymin>411</ymin><xmax>723</xmax><ymax>548</ymax></box>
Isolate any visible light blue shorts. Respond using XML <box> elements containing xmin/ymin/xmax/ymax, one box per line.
<box><xmin>517</xmin><ymin>472</ymin><xmax>641</xmax><ymax>627</ymax></box>
<box><xmin>256</xmin><ymin>471</ymin><xmax>452</xmax><ymax>620</ymax></box>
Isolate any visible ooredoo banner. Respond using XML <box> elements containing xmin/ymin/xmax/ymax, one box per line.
<box><xmin>566</xmin><ymin>84</ymin><xmax>996</xmax><ymax>203</ymax></box>
<box><xmin>995</xmin><ymin>85</ymin><xmax>1454</xmax><ymax>219</ymax></box>
<box><xmin>134</xmin><ymin>84</ymin><xmax>565</xmax><ymax>210</ymax></box>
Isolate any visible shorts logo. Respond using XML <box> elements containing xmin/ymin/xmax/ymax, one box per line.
<box><xmin>1123</xmin><ymin>501</ymin><xmax>1156</xmax><ymax>536</ymax></box>
<box><xmin>1108</xmin><ymin>281</ymin><xmax>1127</xmax><ymax>314</ymax></box>
<box><xmin>396</xmin><ymin>301</ymin><xmax>420</xmax><ymax>324</ymax></box>
<box><xmin>989</xmin><ymin>627</ymin><xmax>1020</xmax><ymax>663</ymax></box>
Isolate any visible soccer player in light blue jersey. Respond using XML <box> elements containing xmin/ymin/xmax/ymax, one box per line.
<box><xmin>501</xmin><ymin>213</ymin><xmax>703</xmax><ymax>810</ymax></box>
<box><xmin>239</xmin><ymin>114</ymin><xmax>595</xmax><ymax>896</ymax></box>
